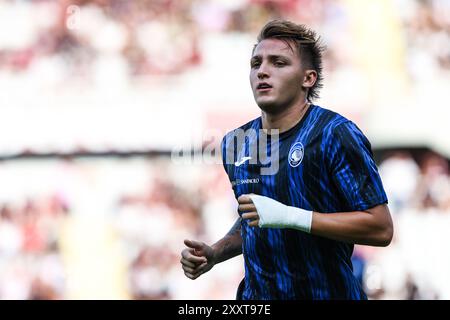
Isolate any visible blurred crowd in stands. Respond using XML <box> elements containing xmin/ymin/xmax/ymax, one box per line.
<box><xmin>113</xmin><ymin>160</ymin><xmax>243</xmax><ymax>299</ymax></box>
<box><xmin>400</xmin><ymin>0</ymin><xmax>450</xmax><ymax>77</ymax></box>
<box><xmin>0</xmin><ymin>194</ymin><xmax>69</xmax><ymax>299</ymax></box>
<box><xmin>355</xmin><ymin>150</ymin><xmax>450</xmax><ymax>299</ymax></box>
<box><xmin>0</xmin><ymin>159</ymin><xmax>243</xmax><ymax>299</ymax></box>
<box><xmin>0</xmin><ymin>0</ymin><xmax>448</xmax><ymax>80</ymax></box>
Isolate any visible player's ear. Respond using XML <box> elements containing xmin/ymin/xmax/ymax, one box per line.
<box><xmin>302</xmin><ymin>70</ymin><xmax>317</xmax><ymax>89</ymax></box>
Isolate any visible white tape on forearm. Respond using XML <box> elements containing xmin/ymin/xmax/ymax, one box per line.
<box><xmin>248</xmin><ymin>194</ymin><xmax>313</xmax><ymax>233</ymax></box>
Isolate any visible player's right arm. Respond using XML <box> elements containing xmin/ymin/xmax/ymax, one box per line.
<box><xmin>181</xmin><ymin>217</ymin><xmax>243</xmax><ymax>280</ymax></box>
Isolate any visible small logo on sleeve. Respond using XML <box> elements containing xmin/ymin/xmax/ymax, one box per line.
<box><xmin>288</xmin><ymin>142</ymin><xmax>304</xmax><ymax>167</ymax></box>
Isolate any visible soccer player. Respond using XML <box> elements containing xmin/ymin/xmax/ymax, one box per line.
<box><xmin>180</xmin><ymin>20</ymin><xmax>393</xmax><ymax>299</ymax></box>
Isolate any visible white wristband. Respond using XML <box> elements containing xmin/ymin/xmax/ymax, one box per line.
<box><xmin>248</xmin><ymin>194</ymin><xmax>313</xmax><ymax>233</ymax></box>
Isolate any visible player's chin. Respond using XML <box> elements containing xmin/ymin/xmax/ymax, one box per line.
<box><xmin>255</xmin><ymin>98</ymin><xmax>281</xmax><ymax>114</ymax></box>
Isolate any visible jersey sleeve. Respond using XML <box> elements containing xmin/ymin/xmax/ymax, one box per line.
<box><xmin>220</xmin><ymin>135</ymin><xmax>229</xmax><ymax>175</ymax></box>
<box><xmin>325</xmin><ymin>121</ymin><xmax>388</xmax><ymax>211</ymax></box>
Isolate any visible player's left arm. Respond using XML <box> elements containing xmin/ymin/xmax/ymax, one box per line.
<box><xmin>239</xmin><ymin>196</ymin><xmax>393</xmax><ymax>247</ymax></box>
<box><xmin>240</xmin><ymin>121</ymin><xmax>393</xmax><ymax>247</ymax></box>
<box><xmin>310</xmin><ymin>204</ymin><xmax>393</xmax><ymax>246</ymax></box>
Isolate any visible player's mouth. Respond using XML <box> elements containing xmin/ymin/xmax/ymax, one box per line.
<box><xmin>256</xmin><ymin>82</ymin><xmax>273</xmax><ymax>92</ymax></box>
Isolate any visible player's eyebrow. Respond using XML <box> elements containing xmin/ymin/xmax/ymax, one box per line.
<box><xmin>251</xmin><ymin>54</ymin><xmax>290</xmax><ymax>62</ymax></box>
<box><xmin>268</xmin><ymin>54</ymin><xmax>290</xmax><ymax>61</ymax></box>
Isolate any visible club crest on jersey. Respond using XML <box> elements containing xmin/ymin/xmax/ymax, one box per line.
<box><xmin>288</xmin><ymin>142</ymin><xmax>304</xmax><ymax>167</ymax></box>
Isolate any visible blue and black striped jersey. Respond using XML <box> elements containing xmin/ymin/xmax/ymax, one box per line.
<box><xmin>221</xmin><ymin>104</ymin><xmax>388</xmax><ymax>300</ymax></box>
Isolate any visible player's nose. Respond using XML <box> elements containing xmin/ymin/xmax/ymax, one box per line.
<box><xmin>257</xmin><ymin>70</ymin><xmax>269</xmax><ymax>79</ymax></box>
<box><xmin>257</xmin><ymin>62</ymin><xmax>269</xmax><ymax>79</ymax></box>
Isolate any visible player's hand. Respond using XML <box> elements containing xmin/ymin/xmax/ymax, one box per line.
<box><xmin>238</xmin><ymin>194</ymin><xmax>260</xmax><ymax>227</ymax></box>
<box><xmin>181</xmin><ymin>239</ymin><xmax>216</xmax><ymax>280</ymax></box>
<box><xmin>239</xmin><ymin>194</ymin><xmax>313</xmax><ymax>232</ymax></box>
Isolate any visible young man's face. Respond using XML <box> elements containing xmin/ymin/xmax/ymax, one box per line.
<box><xmin>250</xmin><ymin>38</ymin><xmax>306</xmax><ymax>114</ymax></box>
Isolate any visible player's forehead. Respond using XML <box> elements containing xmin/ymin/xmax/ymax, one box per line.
<box><xmin>252</xmin><ymin>38</ymin><xmax>298</xmax><ymax>59</ymax></box>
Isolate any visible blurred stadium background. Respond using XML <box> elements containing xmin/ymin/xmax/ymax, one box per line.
<box><xmin>0</xmin><ymin>0</ymin><xmax>449</xmax><ymax>299</ymax></box>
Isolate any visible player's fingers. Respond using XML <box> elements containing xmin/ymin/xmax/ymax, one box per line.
<box><xmin>181</xmin><ymin>249</ymin><xmax>207</xmax><ymax>264</ymax></box>
<box><xmin>248</xmin><ymin>219</ymin><xmax>260</xmax><ymax>227</ymax></box>
<box><xmin>238</xmin><ymin>203</ymin><xmax>256</xmax><ymax>213</ymax></box>
<box><xmin>237</xmin><ymin>194</ymin><xmax>254</xmax><ymax>204</ymax></box>
<box><xmin>192</xmin><ymin>262</ymin><xmax>207</xmax><ymax>273</ymax></box>
<box><xmin>241</xmin><ymin>212</ymin><xmax>259</xmax><ymax>220</ymax></box>
<box><xmin>184</xmin><ymin>239</ymin><xmax>205</xmax><ymax>250</ymax></box>
<box><xmin>180</xmin><ymin>257</ymin><xmax>197</xmax><ymax>269</ymax></box>
<box><xmin>191</xmin><ymin>271</ymin><xmax>202</xmax><ymax>280</ymax></box>
<box><xmin>180</xmin><ymin>258</ymin><xmax>195</xmax><ymax>268</ymax></box>
<box><xmin>191</xmin><ymin>264</ymin><xmax>208</xmax><ymax>278</ymax></box>
<box><xmin>182</xmin><ymin>264</ymin><xmax>197</xmax><ymax>274</ymax></box>
<box><xmin>187</xmin><ymin>254</ymin><xmax>207</xmax><ymax>264</ymax></box>
<box><xmin>187</xmin><ymin>269</ymin><xmax>203</xmax><ymax>280</ymax></box>
<box><xmin>191</xmin><ymin>273</ymin><xmax>201</xmax><ymax>280</ymax></box>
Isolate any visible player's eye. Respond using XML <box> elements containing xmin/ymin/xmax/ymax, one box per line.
<box><xmin>251</xmin><ymin>61</ymin><xmax>261</xmax><ymax>68</ymax></box>
<box><xmin>274</xmin><ymin>60</ymin><xmax>286</xmax><ymax>67</ymax></box>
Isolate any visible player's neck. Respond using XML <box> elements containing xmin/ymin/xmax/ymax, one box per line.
<box><xmin>261</xmin><ymin>100</ymin><xmax>310</xmax><ymax>134</ymax></box>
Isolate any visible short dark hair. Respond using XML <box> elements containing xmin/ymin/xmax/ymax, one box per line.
<box><xmin>256</xmin><ymin>20</ymin><xmax>325</xmax><ymax>102</ymax></box>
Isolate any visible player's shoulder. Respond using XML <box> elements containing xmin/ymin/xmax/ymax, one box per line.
<box><xmin>312</xmin><ymin>105</ymin><xmax>349</xmax><ymax>130</ymax></box>
<box><xmin>315</xmin><ymin>105</ymin><xmax>371</xmax><ymax>153</ymax></box>
<box><xmin>313</xmin><ymin>105</ymin><xmax>362</xmax><ymax>136</ymax></box>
